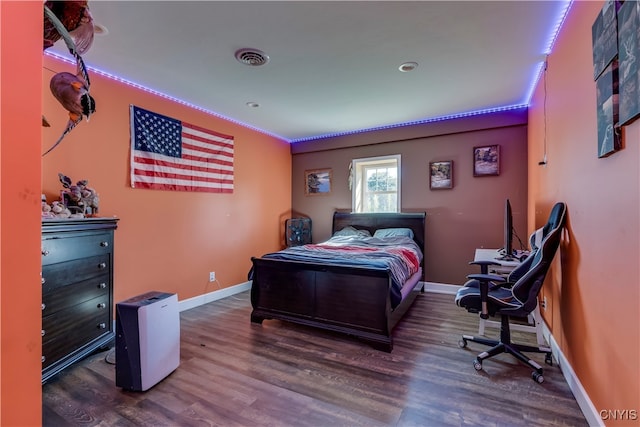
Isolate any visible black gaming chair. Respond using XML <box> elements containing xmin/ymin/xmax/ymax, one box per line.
<box><xmin>455</xmin><ymin>202</ymin><xmax>567</xmax><ymax>383</ymax></box>
<box><xmin>464</xmin><ymin>226</ymin><xmax>546</xmax><ymax>345</ymax></box>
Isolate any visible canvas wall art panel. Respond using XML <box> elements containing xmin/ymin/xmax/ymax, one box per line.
<box><xmin>592</xmin><ymin>0</ymin><xmax>620</xmax><ymax>80</ymax></box>
<box><xmin>596</xmin><ymin>60</ymin><xmax>621</xmax><ymax>157</ymax></box>
<box><xmin>618</xmin><ymin>0</ymin><xmax>640</xmax><ymax>125</ymax></box>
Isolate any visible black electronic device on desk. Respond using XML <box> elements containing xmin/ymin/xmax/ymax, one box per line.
<box><xmin>496</xmin><ymin>199</ymin><xmax>516</xmax><ymax>261</ymax></box>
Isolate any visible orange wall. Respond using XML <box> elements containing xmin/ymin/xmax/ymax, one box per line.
<box><xmin>5</xmin><ymin>1</ymin><xmax>638</xmax><ymax>424</ymax></box>
<box><xmin>42</xmin><ymin>55</ymin><xmax>292</xmax><ymax>304</ymax></box>
<box><xmin>1</xmin><ymin>1</ymin><xmax>44</xmax><ymax>425</ymax></box>
<box><xmin>528</xmin><ymin>1</ymin><xmax>639</xmax><ymax>420</ymax></box>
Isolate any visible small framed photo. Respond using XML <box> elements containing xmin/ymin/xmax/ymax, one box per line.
<box><xmin>473</xmin><ymin>144</ymin><xmax>500</xmax><ymax>177</ymax></box>
<box><xmin>304</xmin><ymin>168</ymin><xmax>332</xmax><ymax>195</ymax></box>
<box><xmin>430</xmin><ymin>160</ymin><xmax>453</xmax><ymax>189</ymax></box>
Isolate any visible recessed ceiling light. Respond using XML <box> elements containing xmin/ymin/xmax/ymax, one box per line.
<box><xmin>246</xmin><ymin>102</ymin><xmax>260</xmax><ymax>108</ymax></box>
<box><xmin>398</xmin><ymin>62</ymin><xmax>419</xmax><ymax>72</ymax></box>
<box><xmin>235</xmin><ymin>49</ymin><xmax>270</xmax><ymax>66</ymax></box>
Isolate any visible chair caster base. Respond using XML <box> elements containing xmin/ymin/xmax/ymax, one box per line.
<box><xmin>473</xmin><ymin>359</ymin><xmax>483</xmax><ymax>371</ymax></box>
<box><xmin>532</xmin><ymin>371</ymin><xmax>544</xmax><ymax>383</ymax></box>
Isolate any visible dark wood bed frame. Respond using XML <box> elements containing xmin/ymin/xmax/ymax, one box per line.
<box><xmin>250</xmin><ymin>211</ymin><xmax>426</xmax><ymax>352</ymax></box>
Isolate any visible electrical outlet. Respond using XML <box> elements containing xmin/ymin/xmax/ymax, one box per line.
<box><xmin>209</xmin><ymin>271</ymin><xmax>216</xmax><ymax>282</ymax></box>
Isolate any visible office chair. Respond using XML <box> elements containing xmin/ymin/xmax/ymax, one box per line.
<box><xmin>455</xmin><ymin>202</ymin><xmax>566</xmax><ymax>383</ymax></box>
<box><xmin>467</xmin><ymin>224</ymin><xmax>547</xmax><ymax>345</ymax></box>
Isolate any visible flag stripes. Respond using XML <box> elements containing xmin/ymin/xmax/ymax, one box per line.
<box><xmin>130</xmin><ymin>106</ymin><xmax>234</xmax><ymax>193</ymax></box>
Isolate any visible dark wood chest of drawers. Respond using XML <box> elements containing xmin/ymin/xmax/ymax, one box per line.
<box><xmin>41</xmin><ymin>218</ymin><xmax>118</xmax><ymax>383</ymax></box>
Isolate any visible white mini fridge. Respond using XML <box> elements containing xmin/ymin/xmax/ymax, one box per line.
<box><xmin>115</xmin><ymin>291</ymin><xmax>180</xmax><ymax>391</ymax></box>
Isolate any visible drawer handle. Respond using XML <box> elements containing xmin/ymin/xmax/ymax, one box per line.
<box><xmin>41</xmin><ymin>303</ymin><xmax>46</xmax><ymax>311</ymax></box>
<box><xmin>100</xmin><ymin>241</ymin><xmax>109</xmax><ymax>247</ymax></box>
<box><xmin>41</xmin><ymin>249</ymin><xmax>50</xmax><ymax>256</ymax></box>
<box><xmin>98</xmin><ymin>282</ymin><xmax>107</xmax><ymax>289</ymax></box>
<box><xmin>97</xmin><ymin>303</ymin><xmax>106</xmax><ymax>309</ymax></box>
<box><xmin>41</xmin><ymin>329</ymin><xmax>46</xmax><ymax>337</ymax></box>
<box><xmin>98</xmin><ymin>262</ymin><xmax>107</xmax><ymax>269</ymax></box>
<box><xmin>98</xmin><ymin>323</ymin><xmax>107</xmax><ymax>329</ymax></box>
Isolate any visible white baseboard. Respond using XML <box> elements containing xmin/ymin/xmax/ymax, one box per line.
<box><xmin>422</xmin><ymin>282</ymin><xmax>600</xmax><ymax>426</ymax></box>
<box><xmin>178</xmin><ymin>281</ymin><xmax>252</xmax><ymax>312</ymax></box>
<box><xmin>423</xmin><ymin>281</ymin><xmax>461</xmax><ymax>294</ymax></box>
<box><xmin>541</xmin><ymin>322</ymin><xmax>603</xmax><ymax>427</ymax></box>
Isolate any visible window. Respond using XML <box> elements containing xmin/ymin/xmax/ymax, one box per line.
<box><xmin>351</xmin><ymin>155</ymin><xmax>401</xmax><ymax>213</ymax></box>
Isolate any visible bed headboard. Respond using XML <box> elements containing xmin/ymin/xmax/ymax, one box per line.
<box><xmin>332</xmin><ymin>211</ymin><xmax>426</xmax><ymax>257</ymax></box>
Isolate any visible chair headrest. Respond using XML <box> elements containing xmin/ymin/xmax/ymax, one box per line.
<box><xmin>528</xmin><ymin>202</ymin><xmax>566</xmax><ymax>251</ymax></box>
<box><xmin>530</xmin><ymin>227</ymin><xmax>544</xmax><ymax>251</ymax></box>
<box><xmin>546</xmin><ymin>202</ymin><xmax>567</xmax><ymax>232</ymax></box>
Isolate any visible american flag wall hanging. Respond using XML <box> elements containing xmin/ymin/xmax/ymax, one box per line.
<box><xmin>130</xmin><ymin>105</ymin><xmax>234</xmax><ymax>193</ymax></box>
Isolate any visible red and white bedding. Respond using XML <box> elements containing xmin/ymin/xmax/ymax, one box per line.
<box><xmin>261</xmin><ymin>235</ymin><xmax>423</xmax><ymax>307</ymax></box>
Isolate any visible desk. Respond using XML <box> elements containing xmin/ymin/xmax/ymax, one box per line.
<box><xmin>472</xmin><ymin>248</ymin><xmax>546</xmax><ymax>346</ymax></box>
<box><xmin>474</xmin><ymin>248</ymin><xmax>521</xmax><ymax>276</ymax></box>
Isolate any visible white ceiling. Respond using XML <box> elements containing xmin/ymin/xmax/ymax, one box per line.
<box><xmin>47</xmin><ymin>1</ymin><xmax>571</xmax><ymax>142</ymax></box>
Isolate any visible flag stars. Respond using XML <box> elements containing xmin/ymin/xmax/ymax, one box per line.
<box><xmin>134</xmin><ymin>109</ymin><xmax>182</xmax><ymax>158</ymax></box>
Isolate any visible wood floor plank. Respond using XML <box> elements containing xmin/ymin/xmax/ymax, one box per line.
<box><xmin>43</xmin><ymin>291</ymin><xmax>588</xmax><ymax>426</ymax></box>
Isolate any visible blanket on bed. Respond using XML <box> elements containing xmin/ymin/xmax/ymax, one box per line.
<box><xmin>259</xmin><ymin>235</ymin><xmax>423</xmax><ymax>308</ymax></box>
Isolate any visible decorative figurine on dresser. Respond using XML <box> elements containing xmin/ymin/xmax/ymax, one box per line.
<box><xmin>41</xmin><ymin>216</ymin><xmax>118</xmax><ymax>383</ymax></box>
<box><xmin>58</xmin><ymin>172</ymin><xmax>100</xmax><ymax>217</ymax></box>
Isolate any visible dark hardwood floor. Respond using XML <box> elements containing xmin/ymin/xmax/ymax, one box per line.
<box><xmin>42</xmin><ymin>291</ymin><xmax>587</xmax><ymax>426</ymax></box>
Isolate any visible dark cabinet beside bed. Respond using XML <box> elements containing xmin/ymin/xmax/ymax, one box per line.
<box><xmin>41</xmin><ymin>218</ymin><xmax>118</xmax><ymax>383</ymax></box>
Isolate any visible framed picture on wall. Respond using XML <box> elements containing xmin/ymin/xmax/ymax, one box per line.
<box><xmin>473</xmin><ymin>144</ymin><xmax>500</xmax><ymax>177</ymax></box>
<box><xmin>429</xmin><ymin>160</ymin><xmax>453</xmax><ymax>189</ymax></box>
<box><xmin>304</xmin><ymin>168</ymin><xmax>332</xmax><ymax>195</ymax></box>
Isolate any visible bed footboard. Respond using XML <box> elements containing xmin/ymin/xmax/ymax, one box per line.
<box><xmin>250</xmin><ymin>257</ymin><xmax>418</xmax><ymax>351</ymax></box>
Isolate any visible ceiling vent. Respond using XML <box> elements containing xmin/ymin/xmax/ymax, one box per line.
<box><xmin>235</xmin><ymin>48</ymin><xmax>270</xmax><ymax>66</ymax></box>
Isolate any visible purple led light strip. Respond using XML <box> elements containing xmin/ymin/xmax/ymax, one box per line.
<box><xmin>45</xmin><ymin>1</ymin><xmax>572</xmax><ymax>145</ymax></box>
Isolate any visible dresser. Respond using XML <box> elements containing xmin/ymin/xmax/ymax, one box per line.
<box><xmin>41</xmin><ymin>218</ymin><xmax>118</xmax><ymax>383</ymax></box>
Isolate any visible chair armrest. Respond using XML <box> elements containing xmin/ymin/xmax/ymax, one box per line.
<box><xmin>466</xmin><ymin>274</ymin><xmax>506</xmax><ymax>319</ymax></box>
<box><xmin>469</xmin><ymin>260</ymin><xmax>500</xmax><ymax>275</ymax></box>
<box><xmin>467</xmin><ymin>273</ymin><xmax>506</xmax><ymax>282</ymax></box>
<box><xmin>469</xmin><ymin>260</ymin><xmax>501</xmax><ymax>266</ymax></box>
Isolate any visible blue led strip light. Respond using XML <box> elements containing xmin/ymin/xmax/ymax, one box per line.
<box><xmin>290</xmin><ymin>105</ymin><xmax>528</xmax><ymax>143</ymax></box>
<box><xmin>44</xmin><ymin>50</ymin><xmax>289</xmax><ymax>142</ymax></box>
<box><xmin>523</xmin><ymin>0</ymin><xmax>573</xmax><ymax>105</ymax></box>
<box><xmin>45</xmin><ymin>1</ymin><xmax>572</xmax><ymax>145</ymax></box>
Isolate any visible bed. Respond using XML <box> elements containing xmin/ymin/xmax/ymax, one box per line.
<box><xmin>250</xmin><ymin>211</ymin><xmax>426</xmax><ymax>352</ymax></box>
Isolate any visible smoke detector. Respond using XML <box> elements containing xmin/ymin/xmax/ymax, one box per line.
<box><xmin>235</xmin><ymin>48</ymin><xmax>270</xmax><ymax>66</ymax></box>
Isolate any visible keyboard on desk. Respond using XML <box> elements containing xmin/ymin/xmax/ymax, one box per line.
<box><xmin>496</xmin><ymin>249</ymin><xmax>530</xmax><ymax>262</ymax></box>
